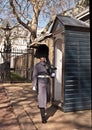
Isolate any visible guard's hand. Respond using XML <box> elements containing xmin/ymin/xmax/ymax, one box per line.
<box><xmin>32</xmin><ymin>86</ymin><xmax>36</xmax><ymax>91</ymax></box>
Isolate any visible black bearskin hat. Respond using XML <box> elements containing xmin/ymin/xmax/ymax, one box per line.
<box><xmin>35</xmin><ymin>44</ymin><xmax>49</xmax><ymax>59</ymax></box>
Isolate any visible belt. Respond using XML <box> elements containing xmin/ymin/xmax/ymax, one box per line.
<box><xmin>37</xmin><ymin>75</ymin><xmax>50</xmax><ymax>78</ymax></box>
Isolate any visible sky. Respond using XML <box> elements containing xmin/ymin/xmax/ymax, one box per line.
<box><xmin>0</xmin><ymin>0</ymin><xmax>77</xmax><ymax>28</ymax></box>
<box><xmin>38</xmin><ymin>0</ymin><xmax>76</xmax><ymax>28</ymax></box>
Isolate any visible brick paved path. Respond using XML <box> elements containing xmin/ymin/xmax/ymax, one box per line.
<box><xmin>0</xmin><ymin>86</ymin><xmax>20</xmax><ymax>130</ymax></box>
<box><xmin>0</xmin><ymin>83</ymin><xmax>91</xmax><ymax>130</ymax></box>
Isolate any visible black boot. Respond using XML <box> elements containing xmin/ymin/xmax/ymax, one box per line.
<box><xmin>40</xmin><ymin>108</ymin><xmax>47</xmax><ymax>123</ymax></box>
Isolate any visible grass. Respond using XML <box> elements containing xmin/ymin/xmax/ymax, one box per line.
<box><xmin>10</xmin><ymin>72</ymin><xmax>26</xmax><ymax>82</ymax></box>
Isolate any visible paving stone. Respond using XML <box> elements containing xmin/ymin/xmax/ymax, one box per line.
<box><xmin>1</xmin><ymin>83</ymin><xmax>91</xmax><ymax>130</ymax></box>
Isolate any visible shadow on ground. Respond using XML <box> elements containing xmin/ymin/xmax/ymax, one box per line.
<box><xmin>46</xmin><ymin>105</ymin><xmax>57</xmax><ymax>120</ymax></box>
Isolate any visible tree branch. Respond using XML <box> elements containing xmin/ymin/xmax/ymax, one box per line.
<box><xmin>9</xmin><ymin>0</ymin><xmax>32</xmax><ymax>32</ymax></box>
<box><xmin>41</xmin><ymin>15</ymin><xmax>56</xmax><ymax>34</ymax></box>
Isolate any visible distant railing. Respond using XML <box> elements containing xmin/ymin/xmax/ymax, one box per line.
<box><xmin>0</xmin><ymin>48</ymin><xmax>33</xmax><ymax>83</ymax></box>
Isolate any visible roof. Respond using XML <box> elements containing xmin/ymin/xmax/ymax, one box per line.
<box><xmin>75</xmin><ymin>8</ymin><xmax>90</xmax><ymax>24</ymax></box>
<box><xmin>30</xmin><ymin>15</ymin><xmax>89</xmax><ymax>48</ymax></box>
<box><xmin>30</xmin><ymin>33</ymin><xmax>52</xmax><ymax>48</ymax></box>
<box><xmin>75</xmin><ymin>8</ymin><xmax>89</xmax><ymax>20</ymax></box>
<box><xmin>56</xmin><ymin>15</ymin><xmax>89</xmax><ymax>28</ymax></box>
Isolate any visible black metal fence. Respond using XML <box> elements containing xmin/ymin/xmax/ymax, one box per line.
<box><xmin>0</xmin><ymin>48</ymin><xmax>34</xmax><ymax>83</ymax></box>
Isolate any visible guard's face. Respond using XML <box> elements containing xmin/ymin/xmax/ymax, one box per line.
<box><xmin>40</xmin><ymin>57</ymin><xmax>46</xmax><ymax>62</ymax></box>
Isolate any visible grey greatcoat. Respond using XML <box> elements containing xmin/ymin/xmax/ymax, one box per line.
<box><xmin>32</xmin><ymin>61</ymin><xmax>50</xmax><ymax>108</ymax></box>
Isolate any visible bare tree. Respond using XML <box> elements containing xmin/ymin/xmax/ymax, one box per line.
<box><xmin>72</xmin><ymin>0</ymin><xmax>89</xmax><ymax>16</ymax></box>
<box><xmin>0</xmin><ymin>0</ymin><xmax>89</xmax><ymax>45</ymax></box>
<box><xmin>8</xmin><ymin>0</ymin><xmax>75</xmax><ymax>45</ymax></box>
<box><xmin>1</xmin><ymin>0</ymin><xmax>89</xmax><ymax>43</ymax></box>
